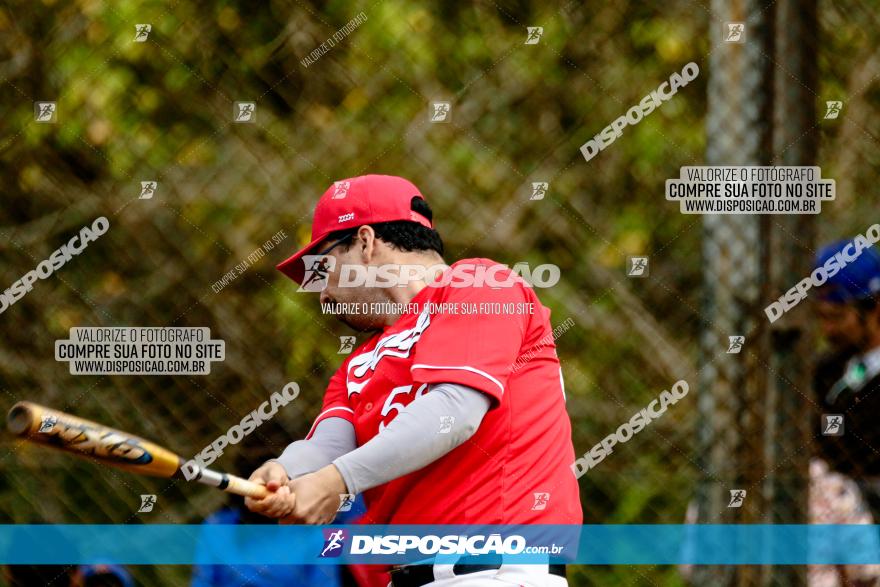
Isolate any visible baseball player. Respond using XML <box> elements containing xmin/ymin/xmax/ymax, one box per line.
<box><xmin>245</xmin><ymin>175</ymin><xmax>583</xmax><ymax>586</ymax></box>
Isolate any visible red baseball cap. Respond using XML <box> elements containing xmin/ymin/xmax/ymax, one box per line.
<box><xmin>277</xmin><ymin>174</ymin><xmax>433</xmax><ymax>284</ymax></box>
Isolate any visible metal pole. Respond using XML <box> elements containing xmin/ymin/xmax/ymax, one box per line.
<box><xmin>764</xmin><ymin>0</ymin><xmax>818</xmax><ymax>584</ymax></box>
<box><xmin>695</xmin><ymin>0</ymin><xmax>775</xmax><ymax>584</ymax></box>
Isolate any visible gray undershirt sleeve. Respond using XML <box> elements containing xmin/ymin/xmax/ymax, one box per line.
<box><xmin>271</xmin><ymin>416</ymin><xmax>357</xmax><ymax>479</ymax></box>
<box><xmin>332</xmin><ymin>382</ymin><xmax>491</xmax><ymax>496</ymax></box>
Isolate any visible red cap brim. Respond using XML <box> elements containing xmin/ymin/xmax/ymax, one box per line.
<box><xmin>276</xmin><ymin>235</ymin><xmax>326</xmax><ymax>284</ymax></box>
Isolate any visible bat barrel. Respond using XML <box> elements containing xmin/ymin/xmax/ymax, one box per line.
<box><xmin>6</xmin><ymin>402</ymin><xmax>34</xmax><ymax>436</ymax></box>
<box><xmin>7</xmin><ymin>401</ymin><xmax>270</xmax><ymax>499</ymax></box>
<box><xmin>6</xmin><ymin>401</ymin><xmax>183</xmax><ymax>478</ymax></box>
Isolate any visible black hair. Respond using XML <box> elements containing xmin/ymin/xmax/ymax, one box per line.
<box><xmin>327</xmin><ymin>197</ymin><xmax>443</xmax><ymax>255</ymax></box>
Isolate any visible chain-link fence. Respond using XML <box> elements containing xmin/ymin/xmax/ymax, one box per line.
<box><xmin>1</xmin><ymin>0</ymin><xmax>879</xmax><ymax>585</ymax></box>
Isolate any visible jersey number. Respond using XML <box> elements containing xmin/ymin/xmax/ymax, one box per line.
<box><xmin>378</xmin><ymin>383</ymin><xmax>428</xmax><ymax>433</ymax></box>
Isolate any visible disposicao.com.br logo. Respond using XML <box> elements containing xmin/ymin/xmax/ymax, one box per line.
<box><xmin>318</xmin><ymin>530</ymin><xmax>564</xmax><ymax>557</ymax></box>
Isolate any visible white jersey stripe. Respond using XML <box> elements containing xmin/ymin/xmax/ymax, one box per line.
<box><xmin>410</xmin><ymin>363</ymin><xmax>505</xmax><ymax>395</ymax></box>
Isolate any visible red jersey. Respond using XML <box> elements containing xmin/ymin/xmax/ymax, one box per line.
<box><xmin>308</xmin><ymin>258</ymin><xmax>583</xmax><ymax>526</ymax></box>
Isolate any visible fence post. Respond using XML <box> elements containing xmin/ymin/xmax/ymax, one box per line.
<box><xmin>694</xmin><ymin>0</ymin><xmax>775</xmax><ymax>584</ymax></box>
<box><xmin>764</xmin><ymin>0</ymin><xmax>818</xmax><ymax>584</ymax></box>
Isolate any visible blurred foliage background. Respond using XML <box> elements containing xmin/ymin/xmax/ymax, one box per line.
<box><xmin>1</xmin><ymin>0</ymin><xmax>879</xmax><ymax>585</ymax></box>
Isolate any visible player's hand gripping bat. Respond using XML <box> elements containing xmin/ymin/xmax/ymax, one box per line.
<box><xmin>6</xmin><ymin>401</ymin><xmax>269</xmax><ymax>499</ymax></box>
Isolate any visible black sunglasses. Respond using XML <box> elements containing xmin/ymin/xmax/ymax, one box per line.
<box><xmin>314</xmin><ymin>230</ymin><xmax>357</xmax><ymax>257</ymax></box>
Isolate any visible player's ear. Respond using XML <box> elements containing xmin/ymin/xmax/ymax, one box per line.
<box><xmin>356</xmin><ymin>226</ymin><xmax>376</xmax><ymax>262</ymax></box>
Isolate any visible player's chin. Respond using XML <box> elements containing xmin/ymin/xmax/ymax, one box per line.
<box><xmin>338</xmin><ymin>314</ymin><xmax>381</xmax><ymax>333</ymax></box>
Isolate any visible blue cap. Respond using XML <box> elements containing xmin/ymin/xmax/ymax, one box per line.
<box><xmin>813</xmin><ymin>238</ymin><xmax>880</xmax><ymax>303</ymax></box>
<box><xmin>79</xmin><ymin>564</ymin><xmax>134</xmax><ymax>587</ymax></box>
